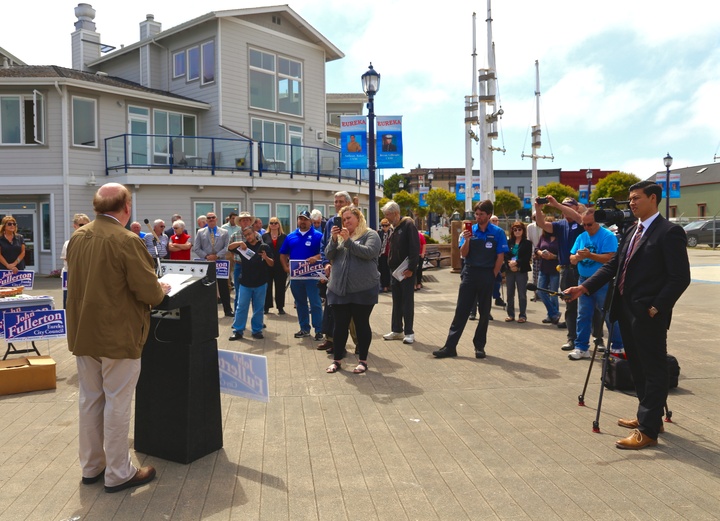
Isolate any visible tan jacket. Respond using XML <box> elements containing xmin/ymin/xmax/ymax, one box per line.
<box><xmin>66</xmin><ymin>215</ymin><xmax>166</xmax><ymax>359</ymax></box>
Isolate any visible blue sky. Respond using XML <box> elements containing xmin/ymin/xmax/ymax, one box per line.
<box><xmin>7</xmin><ymin>0</ymin><xmax>720</xmax><ymax>180</ymax></box>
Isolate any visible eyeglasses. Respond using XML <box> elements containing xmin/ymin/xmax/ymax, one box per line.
<box><xmin>6</xmin><ymin>222</ymin><xmax>16</xmax><ymax>226</ymax></box>
<box><xmin>207</xmin><ymin>216</ymin><xmax>217</xmax><ymax>220</ymax></box>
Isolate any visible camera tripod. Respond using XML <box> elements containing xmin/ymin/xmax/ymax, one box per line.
<box><xmin>575</xmin><ymin>224</ymin><xmax>672</xmax><ymax>433</ymax></box>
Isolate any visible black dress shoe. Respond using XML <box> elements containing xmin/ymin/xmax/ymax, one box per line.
<box><xmin>225</xmin><ymin>311</ymin><xmax>235</xmax><ymax>317</ymax></box>
<box><xmin>105</xmin><ymin>466</ymin><xmax>156</xmax><ymax>494</ymax></box>
<box><xmin>475</xmin><ymin>349</ymin><xmax>486</xmax><ymax>359</ymax></box>
<box><xmin>252</xmin><ymin>332</ymin><xmax>264</xmax><ymax>339</ymax></box>
<box><xmin>228</xmin><ymin>331</ymin><xmax>243</xmax><ymax>341</ymax></box>
<box><xmin>278</xmin><ymin>309</ymin><xmax>286</xmax><ymax>315</ymax></box>
<box><xmin>469</xmin><ymin>313</ymin><xmax>477</xmax><ymax>320</ymax></box>
<box><xmin>82</xmin><ymin>468</ymin><xmax>105</xmax><ymax>485</ymax></box>
<box><xmin>432</xmin><ymin>347</ymin><xmax>457</xmax><ymax>358</ymax></box>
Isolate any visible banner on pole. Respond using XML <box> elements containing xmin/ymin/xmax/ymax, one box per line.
<box><xmin>376</xmin><ymin>116</ymin><xmax>403</xmax><ymax>168</ymax></box>
<box><xmin>455</xmin><ymin>176</ymin><xmax>466</xmax><ymax>201</ymax></box>
<box><xmin>340</xmin><ymin>116</ymin><xmax>368</xmax><ymax>169</ymax></box>
<box><xmin>670</xmin><ymin>173</ymin><xmax>681</xmax><ymax>198</ymax></box>
<box><xmin>419</xmin><ymin>186</ymin><xmax>429</xmax><ymax>208</ymax></box>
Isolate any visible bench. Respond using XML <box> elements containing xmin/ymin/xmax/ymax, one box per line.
<box><xmin>423</xmin><ymin>248</ymin><xmax>449</xmax><ymax>269</ymax></box>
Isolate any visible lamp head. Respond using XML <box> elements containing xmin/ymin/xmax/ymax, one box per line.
<box><xmin>586</xmin><ymin>169</ymin><xmax>592</xmax><ymax>180</ymax></box>
<box><xmin>361</xmin><ymin>63</ymin><xmax>380</xmax><ymax>96</ymax></box>
<box><xmin>663</xmin><ymin>153</ymin><xmax>673</xmax><ymax>168</ymax></box>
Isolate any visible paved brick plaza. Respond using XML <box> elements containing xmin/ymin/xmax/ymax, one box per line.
<box><xmin>1</xmin><ymin>248</ymin><xmax>719</xmax><ymax>520</ymax></box>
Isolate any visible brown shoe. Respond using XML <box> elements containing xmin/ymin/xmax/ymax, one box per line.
<box><xmin>617</xmin><ymin>418</ymin><xmax>664</xmax><ymax>433</ymax></box>
<box><xmin>615</xmin><ymin>429</ymin><xmax>658</xmax><ymax>450</ymax></box>
<box><xmin>104</xmin><ymin>466</ymin><xmax>156</xmax><ymax>493</ymax></box>
<box><xmin>317</xmin><ymin>341</ymin><xmax>333</xmax><ymax>350</ymax></box>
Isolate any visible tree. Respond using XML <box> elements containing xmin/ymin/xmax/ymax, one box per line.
<box><xmin>383</xmin><ymin>174</ymin><xmax>405</xmax><ymax>199</ymax></box>
<box><xmin>493</xmin><ymin>189</ymin><xmax>522</xmax><ymax>218</ymax></box>
<box><xmin>392</xmin><ymin>190</ymin><xmax>418</xmax><ymax>217</ymax></box>
<box><xmin>590</xmin><ymin>171</ymin><xmax>641</xmax><ymax>202</ymax></box>
<box><xmin>537</xmin><ymin>182</ymin><xmax>579</xmax><ymax>216</ymax></box>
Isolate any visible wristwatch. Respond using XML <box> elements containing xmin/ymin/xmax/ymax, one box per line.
<box><xmin>649</xmin><ymin>306</ymin><xmax>659</xmax><ymax>318</ymax></box>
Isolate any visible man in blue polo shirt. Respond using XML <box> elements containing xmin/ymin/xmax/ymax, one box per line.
<box><xmin>433</xmin><ymin>200</ymin><xmax>509</xmax><ymax>359</ymax></box>
<box><xmin>280</xmin><ymin>210</ymin><xmax>324</xmax><ymax>339</ymax></box>
<box><xmin>567</xmin><ymin>208</ymin><xmax>623</xmax><ymax>360</ymax></box>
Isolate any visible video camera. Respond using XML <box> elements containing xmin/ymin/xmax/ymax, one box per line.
<box><xmin>594</xmin><ymin>198</ymin><xmax>635</xmax><ymax>226</ymax></box>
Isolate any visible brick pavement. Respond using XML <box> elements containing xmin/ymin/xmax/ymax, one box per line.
<box><xmin>1</xmin><ymin>249</ymin><xmax>719</xmax><ymax>520</ymax></box>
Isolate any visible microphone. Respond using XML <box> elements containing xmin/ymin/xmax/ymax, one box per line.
<box><xmin>143</xmin><ymin>218</ymin><xmax>160</xmax><ymax>242</ymax></box>
<box><xmin>527</xmin><ymin>282</ymin><xmax>570</xmax><ymax>300</ymax></box>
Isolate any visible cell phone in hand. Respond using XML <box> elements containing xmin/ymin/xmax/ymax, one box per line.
<box><xmin>464</xmin><ymin>221</ymin><xmax>472</xmax><ymax>232</ymax></box>
<box><xmin>333</xmin><ymin>216</ymin><xmax>342</xmax><ymax>228</ymax></box>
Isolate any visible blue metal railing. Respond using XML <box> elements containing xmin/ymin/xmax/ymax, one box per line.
<box><xmin>104</xmin><ymin>134</ymin><xmax>380</xmax><ymax>187</ymax></box>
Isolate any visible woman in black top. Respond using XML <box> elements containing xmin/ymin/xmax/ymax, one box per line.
<box><xmin>0</xmin><ymin>216</ymin><xmax>26</xmax><ymax>273</ymax></box>
<box><xmin>504</xmin><ymin>221</ymin><xmax>533</xmax><ymax>323</ymax></box>
<box><xmin>262</xmin><ymin>217</ymin><xmax>288</xmax><ymax>314</ymax></box>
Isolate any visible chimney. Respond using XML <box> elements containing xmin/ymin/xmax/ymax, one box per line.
<box><xmin>71</xmin><ymin>3</ymin><xmax>101</xmax><ymax>71</ymax></box>
<box><xmin>140</xmin><ymin>14</ymin><xmax>162</xmax><ymax>40</ymax></box>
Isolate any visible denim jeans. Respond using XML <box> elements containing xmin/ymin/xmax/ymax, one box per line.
<box><xmin>233</xmin><ymin>283</ymin><xmax>267</xmax><ymax>335</ymax></box>
<box><xmin>233</xmin><ymin>263</ymin><xmax>242</xmax><ymax>309</ymax></box>
<box><xmin>538</xmin><ymin>271</ymin><xmax>560</xmax><ymax>320</ymax></box>
<box><xmin>575</xmin><ymin>277</ymin><xmax>623</xmax><ymax>352</ymax></box>
<box><xmin>290</xmin><ymin>279</ymin><xmax>323</xmax><ymax>333</ymax></box>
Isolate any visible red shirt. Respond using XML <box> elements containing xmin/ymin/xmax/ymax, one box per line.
<box><xmin>169</xmin><ymin>232</ymin><xmax>192</xmax><ymax>260</ymax></box>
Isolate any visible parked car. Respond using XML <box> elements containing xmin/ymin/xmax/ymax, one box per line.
<box><xmin>683</xmin><ymin>220</ymin><xmax>719</xmax><ymax>247</ymax></box>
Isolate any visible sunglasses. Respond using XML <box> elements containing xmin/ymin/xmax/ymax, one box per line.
<box><xmin>512</xmin><ymin>228</ymin><xmax>523</xmax><ymax>231</ymax></box>
<box><xmin>269</xmin><ymin>221</ymin><xmax>279</xmax><ymax>225</ymax></box>
<box><xmin>6</xmin><ymin>222</ymin><xmax>16</xmax><ymax>226</ymax></box>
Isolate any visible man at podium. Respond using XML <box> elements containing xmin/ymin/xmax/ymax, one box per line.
<box><xmin>67</xmin><ymin>183</ymin><xmax>170</xmax><ymax>493</ymax></box>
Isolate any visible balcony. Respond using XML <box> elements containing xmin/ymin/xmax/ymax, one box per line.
<box><xmin>104</xmin><ymin>134</ymin><xmax>374</xmax><ymax>185</ymax></box>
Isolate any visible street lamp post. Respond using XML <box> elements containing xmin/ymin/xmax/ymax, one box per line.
<box><xmin>399</xmin><ymin>179</ymin><xmax>404</xmax><ymax>191</ymax></box>
<box><xmin>427</xmin><ymin>171</ymin><xmax>434</xmax><ymax>230</ymax></box>
<box><xmin>663</xmin><ymin>153</ymin><xmax>673</xmax><ymax>218</ymax></box>
<box><xmin>586</xmin><ymin>169</ymin><xmax>593</xmax><ymax>205</ymax></box>
<box><xmin>361</xmin><ymin>63</ymin><xmax>381</xmax><ymax>229</ymax></box>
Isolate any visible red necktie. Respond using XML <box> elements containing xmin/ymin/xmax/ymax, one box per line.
<box><xmin>618</xmin><ymin>223</ymin><xmax>644</xmax><ymax>294</ymax></box>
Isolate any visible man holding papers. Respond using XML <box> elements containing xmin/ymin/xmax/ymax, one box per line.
<box><xmin>433</xmin><ymin>200</ymin><xmax>508</xmax><ymax>359</ymax></box>
<box><xmin>381</xmin><ymin>201</ymin><xmax>420</xmax><ymax>345</ymax></box>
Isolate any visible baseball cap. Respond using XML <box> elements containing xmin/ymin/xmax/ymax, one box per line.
<box><xmin>562</xmin><ymin>197</ymin><xmax>578</xmax><ymax>207</ymax></box>
<box><xmin>298</xmin><ymin>210</ymin><xmax>311</xmax><ymax>219</ymax></box>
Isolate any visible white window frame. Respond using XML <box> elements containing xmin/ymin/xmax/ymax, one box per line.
<box><xmin>0</xmin><ymin>93</ymin><xmax>45</xmax><ymax>145</ymax></box>
<box><xmin>201</xmin><ymin>41</ymin><xmax>215</xmax><ymax>85</ymax></box>
<box><xmin>221</xmin><ymin>202</ymin><xmax>241</xmax><ymax>224</ymax></box>
<box><xmin>253</xmin><ymin>203</ymin><xmax>271</xmax><ymax>228</ymax></box>
<box><xmin>173</xmin><ymin>51</ymin><xmax>186</xmax><ymax>78</ymax></box>
<box><xmin>71</xmin><ymin>95</ymin><xmax>98</xmax><ymax>148</ymax></box>
<box><xmin>187</xmin><ymin>46</ymin><xmax>200</xmax><ymax>82</ymax></box>
<box><xmin>194</xmin><ymin>201</ymin><xmax>216</xmax><ymax>232</ymax></box>
<box><xmin>249</xmin><ymin>48</ymin><xmax>302</xmax><ymax>116</ymax></box>
<box><xmin>276</xmin><ymin>203</ymin><xmax>291</xmax><ymax>232</ymax></box>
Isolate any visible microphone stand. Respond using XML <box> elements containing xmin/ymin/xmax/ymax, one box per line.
<box><xmin>144</xmin><ymin>220</ymin><xmax>164</xmax><ymax>278</ymax></box>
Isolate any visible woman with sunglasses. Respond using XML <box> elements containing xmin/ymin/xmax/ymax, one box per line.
<box><xmin>262</xmin><ymin>217</ymin><xmax>288</xmax><ymax>314</ymax></box>
<box><xmin>504</xmin><ymin>221</ymin><xmax>533</xmax><ymax>323</ymax></box>
<box><xmin>0</xmin><ymin>216</ymin><xmax>26</xmax><ymax>274</ymax></box>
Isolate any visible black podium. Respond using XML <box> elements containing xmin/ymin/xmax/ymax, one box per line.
<box><xmin>135</xmin><ymin>260</ymin><xmax>223</xmax><ymax>464</ymax></box>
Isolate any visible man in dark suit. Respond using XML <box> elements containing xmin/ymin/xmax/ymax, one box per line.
<box><xmin>565</xmin><ymin>181</ymin><xmax>690</xmax><ymax>450</ymax></box>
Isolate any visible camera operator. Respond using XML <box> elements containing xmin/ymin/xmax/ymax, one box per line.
<box><xmin>564</xmin><ymin>181</ymin><xmax>690</xmax><ymax>450</ymax></box>
<box><xmin>535</xmin><ymin>196</ymin><xmax>584</xmax><ymax>351</ymax></box>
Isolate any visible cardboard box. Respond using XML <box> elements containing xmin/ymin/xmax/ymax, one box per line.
<box><xmin>0</xmin><ymin>356</ymin><xmax>56</xmax><ymax>396</ymax></box>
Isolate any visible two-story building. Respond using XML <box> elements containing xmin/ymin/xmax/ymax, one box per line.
<box><xmin>0</xmin><ymin>4</ymin><xmax>375</xmax><ymax>274</ymax></box>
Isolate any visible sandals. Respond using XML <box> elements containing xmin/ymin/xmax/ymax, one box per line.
<box><xmin>352</xmin><ymin>361</ymin><xmax>368</xmax><ymax>374</ymax></box>
<box><xmin>326</xmin><ymin>361</ymin><xmax>341</xmax><ymax>374</ymax></box>
<box><xmin>505</xmin><ymin>317</ymin><xmax>515</xmax><ymax>322</ymax></box>
<box><xmin>518</xmin><ymin>317</ymin><xmax>527</xmax><ymax>324</ymax></box>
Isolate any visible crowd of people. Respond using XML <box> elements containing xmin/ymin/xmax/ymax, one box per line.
<box><xmin>58</xmin><ymin>178</ymin><xmax>689</xmax><ymax>492</ymax></box>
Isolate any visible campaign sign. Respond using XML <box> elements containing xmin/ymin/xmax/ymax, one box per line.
<box><xmin>0</xmin><ymin>270</ymin><xmax>34</xmax><ymax>289</ymax></box>
<box><xmin>62</xmin><ymin>271</ymin><xmax>68</xmax><ymax>290</ymax></box>
<box><xmin>215</xmin><ymin>259</ymin><xmax>230</xmax><ymax>279</ymax></box>
<box><xmin>0</xmin><ymin>304</ymin><xmax>52</xmax><ymax>338</ymax></box>
<box><xmin>218</xmin><ymin>349</ymin><xmax>269</xmax><ymax>403</ymax></box>
<box><xmin>4</xmin><ymin>309</ymin><xmax>66</xmax><ymax>341</ymax></box>
<box><xmin>289</xmin><ymin>259</ymin><xmax>327</xmax><ymax>281</ymax></box>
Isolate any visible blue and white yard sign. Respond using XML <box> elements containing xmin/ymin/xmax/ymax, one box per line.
<box><xmin>0</xmin><ymin>303</ymin><xmax>53</xmax><ymax>338</ymax></box>
<box><xmin>218</xmin><ymin>349</ymin><xmax>269</xmax><ymax>402</ymax></box>
<box><xmin>4</xmin><ymin>309</ymin><xmax>66</xmax><ymax>341</ymax></box>
<box><xmin>0</xmin><ymin>270</ymin><xmax>34</xmax><ymax>289</ymax></box>
<box><xmin>215</xmin><ymin>260</ymin><xmax>230</xmax><ymax>279</ymax></box>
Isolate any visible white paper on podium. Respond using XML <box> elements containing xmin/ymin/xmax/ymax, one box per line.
<box><xmin>159</xmin><ymin>273</ymin><xmax>194</xmax><ymax>297</ymax></box>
